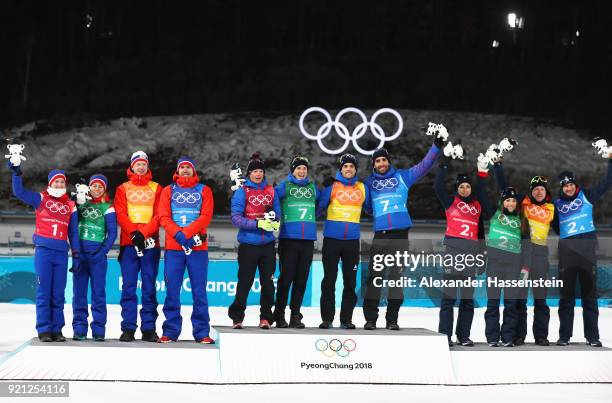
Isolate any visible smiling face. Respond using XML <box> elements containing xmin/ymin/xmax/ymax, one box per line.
<box><xmin>249</xmin><ymin>169</ymin><xmax>264</xmax><ymax>184</ymax></box>
<box><xmin>503</xmin><ymin>198</ymin><xmax>517</xmax><ymax>213</ymax></box>
<box><xmin>132</xmin><ymin>161</ymin><xmax>148</xmax><ymax>175</ymax></box>
<box><xmin>178</xmin><ymin>164</ymin><xmax>194</xmax><ymax>177</ymax></box>
<box><xmin>293</xmin><ymin>165</ymin><xmax>308</xmax><ymax>180</ymax></box>
<box><xmin>531</xmin><ymin>186</ymin><xmax>546</xmax><ymax>202</ymax></box>
<box><xmin>89</xmin><ymin>182</ymin><xmax>105</xmax><ymax>199</ymax></box>
<box><xmin>562</xmin><ymin>183</ymin><xmax>577</xmax><ymax>197</ymax></box>
<box><xmin>50</xmin><ymin>178</ymin><xmax>66</xmax><ymax>189</ymax></box>
<box><xmin>457</xmin><ymin>183</ymin><xmax>472</xmax><ymax>198</ymax></box>
<box><xmin>341</xmin><ymin>163</ymin><xmax>356</xmax><ymax>179</ymax></box>
<box><xmin>374</xmin><ymin>157</ymin><xmax>389</xmax><ymax>175</ymax></box>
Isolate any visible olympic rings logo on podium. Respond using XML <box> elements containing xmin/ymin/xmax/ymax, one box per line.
<box><xmin>289</xmin><ymin>187</ymin><xmax>314</xmax><ymax>199</ymax></box>
<box><xmin>457</xmin><ymin>202</ymin><xmax>479</xmax><ymax>216</ymax></box>
<box><xmin>248</xmin><ymin>194</ymin><xmax>272</xmax><ymax>206</ymax></box>
<box><xmin>80</xmin><ymin>206</ymin><xmax>102</xmax><ymax>220</ymax></box>
<box><xmin>172</xmin><ymin>192</ymin><xmax>202</xmax><ymax>204</ymax></box>
<box><xmin>299</xmin><ymin>107</ymin><xmax>404</xmax><ymax>155</ymax></box>
<box><xmin>336</xmin><ymin>189</ymin><xmax>362</xmax><ymax>202</ymax></box>
<box><xmin>45</xmin><ymin>200</ymin><xmax>70</xmax><ymax>215</ymax></box>
<box><xmin>525</xmin><ymin>204</ymin><xmax>550</xmax><ymax>219</ymax></box>
<box><xmin>314</xmin><ymin>338</ymin><xmax>357</xmax><ymax>358</ymax></box>
<box><xmin>126</xmin><ymin>189</ymin><xmax>155</xmax><ymax>202</ymax></box>
<box><xmin>372</xmin><ymin>177</ymin><xmax>398</xmax><ymax>190</ymax></box>
<box><xmin>558</xmin><ymin>198</ymin><xmax>583</xmax><ymax>214</ymax></box>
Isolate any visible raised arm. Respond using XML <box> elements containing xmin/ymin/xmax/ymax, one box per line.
<box><xmin>12</xmin><ymin>174</ymin><xmax>42</xmax><ymax>209</ymax></box>
<box><xmin>434</xmin><ymin>163</ymin><xmax>453</xmax><ymax>209</ymax></box>
<box><xmin>476</xmin><ymin>172</ymin><xmax>496</xmax><ymax>220</ymax></box>
<box><xmin>399</xmin><ymin>144</ymin><xmax>441</xmax><ymax>187</ymax></box>
<box><xmin>583</xmin><ymin>159</ymin><xmax>612</xmax><ymax>204</ymax></box>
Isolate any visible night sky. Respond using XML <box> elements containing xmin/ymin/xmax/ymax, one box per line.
<box><xmin>1</xmin><ymin>0</ymin><xmax>611</xmax><ymax>133</ymax></box>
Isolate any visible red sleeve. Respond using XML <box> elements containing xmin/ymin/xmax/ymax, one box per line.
<box><xmin>158</xmin><ymin>186</ymin><xmax>182</xmax><ymax>238</ymax></box>
<box><xmin>140</xmin><ymin>183</ymin><xmax>163</xmax><ymax>238</ymax></box>
<box><xmin>114</xmin><ymin>184</ymin><xmax>139</xmax><ymax>235</ymax></box>
<box><xmin>183</xmin><ymin>186</ymin><xmax>214</xmax><ymax>238</ymax></box>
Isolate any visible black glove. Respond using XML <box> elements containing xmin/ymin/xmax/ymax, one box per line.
<box><xmin>7</xmin><ymin>161</ymin><xmax>22</xmax><ymax>176</ymax></box>
<box><xmin>69</xmin><ymin>253</ymin><xmax>81</xmax><ymax>273</ymax></box>
<box><xmin>131</xmin><ymin>230</ymin><xmax>146</xmax><ymax>250</ymax></box>
<box><xmin>433</xmin><ymin>135</ymin><xmax>445</xmax><ymax>149</ymax></box>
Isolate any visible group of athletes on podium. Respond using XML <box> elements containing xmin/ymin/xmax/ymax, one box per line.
<box><xmin>7</xmin><ymin>133</ymin><xmax>611</xmax><ymax>347</ymax></box>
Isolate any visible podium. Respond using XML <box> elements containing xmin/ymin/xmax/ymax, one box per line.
<box><xmin>1</xmin><ymin>327</ymin><xmax>611</xmax><ymax>385</ymax></box>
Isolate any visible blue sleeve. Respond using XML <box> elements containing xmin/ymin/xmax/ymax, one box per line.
<box><xmin>68</xmin><ymin>209</ymin><xmax>80</xmax><ymax>254</ymax></box>
<box><xmin>316</xmin><ymin>185</ymin><xmax>332</xmax><ymax>218</ymax></box>
<box><xmin>273</xmin><ymin>189</ymin><xmax>282</xmax><ymax>218</ymax></box>
<box><xmin>584</xmin><ymin>160</ymin><xmax>612</xmax><ymax>204</ymax></box>
<box><xmin>363</xmin><ymin>178</ymin><xmax>373</xmax><ymax>216</ymax></box>
<box><xmin>275</xmin><ymin>182</ymin><xmax>286</xmax><ymax>200</ymax></box>
<box><xmin>230</xmin><ymin>188</ymin><xmax>257</xmax><ymax>230</ymax></box>
<box><xmin>12</xmin><ymin>175</ymin><xmax>42</xmax><ymax>209</ymax></box>
<box><xmin>102</xmin><ymin>210</ymin><xmax>118</xmax><ymax>253</ymax></box>
<box><xmin>399</xmin><ymin>144</ymin><xmax>441</xmax><ymax>187</ymax></box>
<box><xmin>493</xmin><ymin>163</ymin><xmax>507</xmax><ymax>191</ymax></box>
<box><xmin>476</xmin><ymin>174</ymin><xmax>496</xmax><ymax>220</ymax></box>
<box><xmin>434</xmin><ymin>163</ymin><xmax>453</xmax><ymax>209</ymax></box>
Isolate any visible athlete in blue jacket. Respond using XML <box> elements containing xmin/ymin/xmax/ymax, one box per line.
<box><xmin>9</xmin><ymin>163</ymin><xmax>80</xmax><ymax>342</ymax></box>
<box><xmin>362</xmin><ymin>141</ymin><xmax>441</xmax><ymax>330</ymax></box>
<box><xmin>552</xmin><ymin>156</ymin><xmax>611</xmax><ymax>347</ymax></box>
<box><xmin>317</xmin><ymin>153</ymin><xmax>369</xmax><ymax>329</ymax></box>
<box><xmin>228</xmin><ymin>154</ymin><xmax>281</xmax><ymax>329</ymax></box>
<box><xmin>273</xmin><ymin>156</ymin><xmax>320</xmax><ymax>328</ymax></box>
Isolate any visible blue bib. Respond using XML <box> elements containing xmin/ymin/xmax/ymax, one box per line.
<box><xmin>554</xmin><ymin>190</ymin><xmax>595</xmax><ymax>238</ymax></box>
<box><xmin>171</xmin><ymin>184</ymin><xmax>204</xmax><ymax>227</ymax></box>
<box><xmin>371</xmin><ymin>174</ymin><xmax>409</xmax><ymax>218</ymax></box>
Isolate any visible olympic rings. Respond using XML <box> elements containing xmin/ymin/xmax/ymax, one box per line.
<box><xmin>372</xmin><ymin>177</ymin><xmax>398</xmax><ymax>190</ymax></box>
<box><xmin>45</xmin><ymin>200</ymin><xmax>69</xmax><ymax>215</ymax></box>
<box><xmin>525</xmin><ymin>204</ymin><xmax>550</xmax><ymax>219</ymax></box>
<box><xmin>289</xmin><ymin>187</ymin><xmax>314</xmax><ymax>199</ymax></box>
<box><xmin>126</xmin><ymin>189</ymin><xmax>154</xmax><ymax>202</ymax></box>
<box><xmin>171</xmin><ymin>191</ymin><xmax>202</xmax><ymax>204</ymax></box>
<box><xmin>457</xmin><ymin>201</ymin><xmax>479</xmax><ymax>216</ymax></box>
<box><xmin>80</xmin><ymin>206</ymin><xmax>102</xmax><ymax>219</ymax></box>
<box><xmin>336</xmin><ymin>189</ymin><xmax>362</xmax><ymax>202</ymax></box>
<box><xmin>558</xmin><ymin>198</ymin><xmax>583</xmax><ymax>214</ymax></box>
<box><xmin>314</xmin><ymin>338</ymin><xmax>357</xmax><ymax>358</ymax></box>
<box><xmin>248</xmin><ymin>194</ymin><xmax>272</xmax><ymax>206</ymax></box>
<box><xmin>299</xmin><ymin>107</ymin><xmax>403</xmax><ymax>155</ymax></box>
<box><xmin>498</xmin><ymin>213</ymin><xmax>520</xmax><ymax>228</ymax></box>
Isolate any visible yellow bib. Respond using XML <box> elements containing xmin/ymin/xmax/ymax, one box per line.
<box><xmin>522</xmin><ymin>197</ymin><xmax>554</xmax><ymax>246</ymax></box>
<box><xmin>124</xmin><ymin>181</ymin><xmax>158</xmax><ymax>224</ymax></box>
<box><xmin>327</xmin><ymin>181</ymin><xmax>365</xmax><ymax>223</ymax></box>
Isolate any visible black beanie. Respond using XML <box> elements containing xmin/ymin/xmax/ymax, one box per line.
<box><xmin>371</xmin><ymin>148</ymin><xmax>390</xmax><ymax>166</ymax></box>
<box><xmin>246</xmin><ymin>153</ymin><xmax>265</xmax><ymax>175</ymax></box>
<box><xmin>455</xmin><ymin>173</ymin><xmax>471</xmax><ymax>190</ymax></box>
<box><xmin>339</xmin><ymin>153</ymin><xmax>358</xmax><ymax>171</ymax></box>
<box><xmin>558</xmin><ymin>171</ymin><xmax>577</xmax><ymax>187</ymax></box>
<box><xmin>529</xmin><ymin>175</ymin><xmax>549</xmax><ymax>191</ymax></box>
<box><xmin>500</xmin><ymin>186</ymin><xmax>518</xmax><ymax>202</ymax></box>
<box><xmin>290</xmin><ymin>156</ymin><xmax>309</xmax><ymax>172</ymax></box>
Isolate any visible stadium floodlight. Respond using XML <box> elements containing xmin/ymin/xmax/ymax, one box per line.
<box><xmin>507</xmin><ymin>13</ymin><xmax>524</xmax><ymax>29</ymax></box>
<box><xmin>492</xmin><ymin>40</ymin><xmax>500</xmax><ymax>48</ymax></box>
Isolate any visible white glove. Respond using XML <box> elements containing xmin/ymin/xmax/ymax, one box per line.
<box><xmin>444</xmin><ymin>142</ymin><xmax>464</xmax><ymax>160</ymax></box>
<box><xmin>477</xmin><ymin>153</ymin><xmax>490</xmax><ymax>173</ymax></box>
<box><xmin>4</xmin><ymin>144</ymin><xmax>26</xmax><ymax>167</ymax></box>
<box><xmin>498</xmin><ymin>137</ymin><xmax>517</xmax><ymax>153</ymax></box>
<box><xmin>426</xmin><ymin>122</ymin><xmax>449</xmax><ymax>142</ymax></box>
<box><xmin>144</xmin><ymin>238</ymin><xmax>156</xmax><ymax>249</ymax></box>
<box><xmin>192</xmin><ymin>233</ymin><xmax>203</xmax><ymax>247</ymax></box>
<box><xmin>230</xmin><ymin>163</ymin><xmax>245</xmax><ymax>191</ymax></box>
<box><xmin>592</xmin><ymin>138</ymin><xmax>611</xmax><ymax>159</ymax></box>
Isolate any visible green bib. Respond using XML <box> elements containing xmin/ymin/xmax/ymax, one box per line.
<box><xmin>281</xmin><ymin>182</ymin><xmax>316</xmax><ymax>223</ymax></box>
<box><xmin>487</xmin><ymin>209</ymin><xmax>522</xmax><ymax>254</ymax></box>
<box><xmin>78</xmin><ymin>201</ymin><xmax>110</xmax><ymax>242</ymax></box>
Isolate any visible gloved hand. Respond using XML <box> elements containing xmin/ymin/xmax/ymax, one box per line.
<box><xmin>185</xmin><ymin>237</ymin><xmax>197</xmax><ymax>249</ymax></box>
<box><xmin>257</xmin><ymin>219</ymin><xmax>276</xmax><ymax>232</ymax></box>
<box><xmin>477</xmin><ymin>153</ymin><xmax>490</xmax><ymax>173</ymax></box>
<box><xmin>91</xmin><ymin>247</ymin><xmax>108</xmax><ymax>262</ymax></box>
<box><xmin>174</xmin><ymin>231</ymin><xmax>190</xmax><ymax>247</ymax></box>
<box><xmin>70</xmin><ymin>253</ymin><xmax>81</xmax><ymax>273</ymax></box>
<box><xmin>131</xmin><ymin>230</ymin><xmax>146</xmax><ymax>250</ymax></box>
<box><xmin>7</xmin><ymin>160</ymin><xmax>22</xmax><ymax>176</ymax></box>
<box><xmin>433</xmin><ymin>135</ymin><xmax>445</xmax><ymax>149</ymax></box>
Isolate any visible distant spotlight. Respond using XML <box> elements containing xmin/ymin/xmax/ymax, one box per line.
<box><xmin>85</xmin><ymin>14</ymin><xmax>93</xmax><ymax>29</ymax></box>
<box><xmin>507</xmin><ymin>13</ymin><xmax>516</xmax><ymax>28</ymax></box>
<box><xmin>492</xmin><ymin>40</ymin><xmax>500</xmax><ymax>48</ymax></box>
<box><xmin>575</xmin><ymin>30</ymin><xmax>580</xmax><ymax>37</ymax></box>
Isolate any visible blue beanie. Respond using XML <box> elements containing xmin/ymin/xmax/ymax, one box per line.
<box><xmin>177</xmin><ymin>156</ymin><xmax>196</xmax><ymax>172</ymax></box>
<box><xmin>89</xmin><ymin>174</ymin><xmax>109</xmax><ymax>190</ymax></box>
<box><xmin>48</xmin><ymin>169</ymin><xmax>66</xmax><ymax>186</ymax></box>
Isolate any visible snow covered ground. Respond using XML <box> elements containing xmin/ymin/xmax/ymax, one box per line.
<box><xmin>1</xmin><ymin>304</ymin><xmax>611</xmax><ymax>403</ymax></box>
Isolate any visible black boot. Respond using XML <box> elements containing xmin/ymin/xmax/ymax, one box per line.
<box><xmin>513</xmin><ymin>337</ymin><xmax>525</xmax><ymax>346</ymax></box>
<box><xmin>364</xmin><ymin>321</ymin><xmax>376</xmax><ymax>330</ymax></box>
<box><xmin>52</xmin><ymin>332</ymin><xmax>66</xmax><ymax>342</ymax></box>
<box><xmin>340</xmin><ymin>322</ymin><xmax>356</xmax><ymax>330</ymax></box>
<box><xmin>119</xmin><ymin>329</ymin><xmax>136</xmax><ymax>342</ymax></box>
<box><xmin>535</xmin><ymin>337</ymin><xmax>550</xmax><ymax>346</ymax></box>
<box><xmin>275</xmin><ymin>315</ymin><xmax>289</xmax><ymax>328</ymax></box>
<box><xmin>386</xmin><ymin>321</ymin><xmax>400</xmax><ymax>331</ymax></box>
<box><xmin>289</xmin><ymin>314</ymin><xmax>305</xmax><ymax>329</ymax></box>
<box><xmin>319</xmin><ymin>321</ymin><xmax>332</xmax><ymax>329</ymax></box>
<box><xmin>38</xmin><ymin>332</ymin><xmax>53</xmax><ymax>342</ymax></box>
<box><xmin>142</xmin><ymin>330</ymin><xmax>160</xmax><ymax>342</ymax></box>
